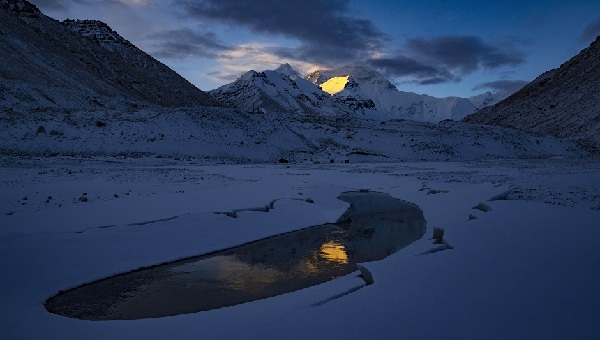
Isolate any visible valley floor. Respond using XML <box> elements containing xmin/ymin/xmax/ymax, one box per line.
<box><xmin>1</xmin><ymin>157</ymin><xmax>599</xmax><ymax>339</ymax></box>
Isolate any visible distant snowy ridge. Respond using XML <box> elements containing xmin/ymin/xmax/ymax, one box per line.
<box><xmin>468</xmin><ymin>91</ymin><xmax>507</xmax><ymax>111</ymax></box>
<box><xmin>464</xmin><ymin>36</ymin><xmax>600</xmax><ymax>152</ymax></box>
<box><xmin>214</xmin><ymin>64</ymin><xmax>506</xmax><ymax>123</ymax></box>
<box><xmin>305</xmin><ymin>65</ymin><xmax>506</xmax><ymax>122</ymax></box>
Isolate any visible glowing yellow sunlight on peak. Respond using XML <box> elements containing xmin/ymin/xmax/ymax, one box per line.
<box><xmin>320</xmin><ymin>76</ymin><xmax>349</xmax><ymax>95</ymax></box>
<box><xmin>319</xmin><ymin>242</ymin><xmax>349</xmax><ymax>264</ymax></box>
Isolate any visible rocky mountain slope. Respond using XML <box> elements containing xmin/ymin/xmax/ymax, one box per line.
<box><xmin>306</xmin><ymin>66</ymin><xmax>504</xmax><ymax>122</ymax></box>
<box><xmin>0</xmin><ymin>0</ymin><xmax>219</xmax><ymax>114</ymax></box>
<box><xmin>464</xmin><ymin>36</ymin><xmax>600</xmax><ymax>151</ymax></box>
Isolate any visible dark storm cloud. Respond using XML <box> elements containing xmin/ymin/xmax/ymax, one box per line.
<box><xmin>473</xmin><ymin>80</ymin><xmax>528</xmax><ymax>93</ymax></box>
<box><xmin>146</xmin><ymin>28</ymin><xmax>231</xmax><ymax>59</ymax></box>
<box><xmin>404</xmin><ymin>35</ymin><xmax>525</xmax><ymax>74</ymax></box>
<box><xmin>580</xmin><ymin>18</ymin><xmax>600</xmax><ymax>42</ymax></box>
<box><xmin>366</xmin><ymin>35</ymin><xmax>524</xmax><ymax>85</ymax></box>
<box><xmin>367</xmin><ymin>55</ymin><xmax>458</xmax><ymax>84</ymax></box>
<box><xmin>178</xmin><ymin>0</ymin><xmax>387</xmax><ymax>63</ymax></box>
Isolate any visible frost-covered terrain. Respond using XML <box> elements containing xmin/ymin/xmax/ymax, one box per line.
<box><xmin>0</xmin><ymin>106</ymin><xmax>588</xmax><ymax>162</ymax></box>
<box><xmin>1</xmin><ymin>157</ymin><xmax>599</xmax><ymax>339</ymax></box>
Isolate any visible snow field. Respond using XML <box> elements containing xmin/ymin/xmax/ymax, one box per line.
<box><xmin>0</xmin><ymin>158</ymin><xmax>599</xmax><ymax>339</ymax></box>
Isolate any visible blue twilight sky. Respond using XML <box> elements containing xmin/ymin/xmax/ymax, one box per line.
<box><xmin>30</xmin><ymin>0</ymin><xmax>600</xmax><ymax>97</ymax></box>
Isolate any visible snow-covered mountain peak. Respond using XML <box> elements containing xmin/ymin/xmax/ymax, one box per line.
<box><xmin>239</xmin><ymin>69</ymin><xmax>260</xmax><ymax>81</ymax></box>
<box><xmin>305</xmin><ymin>65</ymin><xmax>476</xmax><ymax>121</ymax></box>
<box><xmin>274</xmin><ymin>63</ymin><xmax>302</xmax><ymax>80</ymax></box>
<box><xmin>307</xmin><ymin>65</ymin><xmax>396</xmax><ymax>91</ymax></box>
<box><xmin>210</xmin><ymin>68</ymin><xmax>348</xmax><ymax>116</ymax></box>
<box><xmin>61</xmin><ymin>19</ymin><xmax>135</xmax><ymax>52</ymax></box>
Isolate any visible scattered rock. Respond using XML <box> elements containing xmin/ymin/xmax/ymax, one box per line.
<box><xmin>427</xmin><ymin>189</ymin><xmax>449</xmax><ymax>195</ymax></box>
<box><xmin>472</xmin><ymin>202</ymin><xmax>492</xmax><ymax>212</ymax></box>
<box><xmin>431</xmin><ymin>227</ymin><xmax>445</xmax><ymax>244</ymax></box>
<box><xmin>468</xmin><ymin>214</ymin><xmax>478</xmax><ymax>220</ymax></box>
<box><xmin>490</xmin><ymin>190</ymin><xmax>512</xmax><ymax>201</ymax></box>
<box><xmin>357</xmin><ymin>264</ymin><xmax>374</xmax><ymax>285</ymax></box>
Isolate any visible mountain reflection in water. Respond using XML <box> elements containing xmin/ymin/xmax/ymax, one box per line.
<box><xmin>45</xmin><ymin>191</ymin><xmax>426</xmax><ymax>320</ymax></box>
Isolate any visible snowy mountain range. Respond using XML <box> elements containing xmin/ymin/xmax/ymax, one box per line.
<box><xmin>0</xmin><ymin>0</ymin><xmax>219</xmax><ymax>114</ymax></box>
<box><xmin>215</xmin><ymin>64</ymin><xmax>506</xmax><ymax>123</ymax></box>
<box><xmin>306</xmin><ymin>65</ymin><xmax>504</xmax><ymax>122</ymax></box>
<box><xmin>464</xmin><ymin>35</ymin><xmax>600</xmax><ymax>151</ymax></box>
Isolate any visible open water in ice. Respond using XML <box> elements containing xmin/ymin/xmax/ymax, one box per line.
<box><xmin>45</xmin><ymin>191</ymin><xmax>426</xmax><ymax>320</ymax></box>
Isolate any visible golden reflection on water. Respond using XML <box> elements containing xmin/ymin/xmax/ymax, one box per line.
<box><xmin>319</xmin><ymin>241</ymin><xmax>349</xmax><ymax>264</ymax></box>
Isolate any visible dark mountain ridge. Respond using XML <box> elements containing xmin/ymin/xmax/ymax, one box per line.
<box><xmin>464</xmin><ymin>36</ymin><xmax>600</xmax><ymax>152</ymax></box>
<box><xmin>0</xmin><ymin>0</ymin><xmax>220</xmax><ymax>114</ymax></box>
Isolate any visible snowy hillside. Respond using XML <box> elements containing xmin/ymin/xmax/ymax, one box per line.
<box><xmin>0</xmin><ymin>0</ymin><xmax>219</xmax><ymax>114</ymax></box>
<box><xmin>210</xmin><ymin>68</ymin><xmax>349</xmax><ymax>117</ymax></box>
<box><xmin>464</xmin><ymin>36</ymin><xmax>600</xmax><ymax>152</ymax></box>
<box><xmin>0</xmin><ymin>105</ymin><xmax>588</xmax><ymax>162</ymax></box>
<box><xmin>306</xmin><ymin>65</ymin><xmax>505</xmax><ymax>122</ymax></box>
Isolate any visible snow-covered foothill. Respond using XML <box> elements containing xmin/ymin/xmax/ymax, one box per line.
<box><xmin>0</xmin><ymin>106</ymin><xmax>589</xmax><ymax>163</ymax></box>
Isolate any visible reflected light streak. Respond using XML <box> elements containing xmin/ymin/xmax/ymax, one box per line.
<box><xmin>319</xmin><ymin>241</ymin><xmax>348</xmax><ymax>264</ymax></box>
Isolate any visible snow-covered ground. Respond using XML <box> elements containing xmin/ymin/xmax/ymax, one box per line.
<box><xmin>1</xmin><ymin>156</ymin><xmax>599</xmax><ymax>339</ymax></box>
